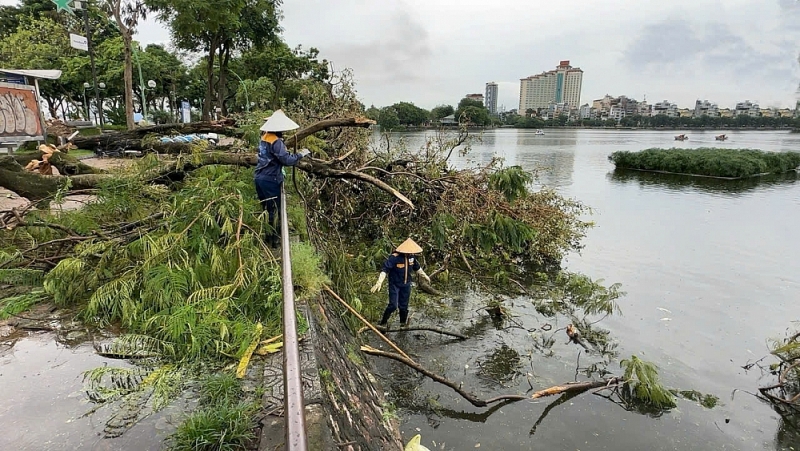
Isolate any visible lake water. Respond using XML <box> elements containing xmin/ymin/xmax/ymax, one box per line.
<box><xmin>376</xmin><ymin>129</ymin><xmax>800</xmax><ymax>450</ymax></box>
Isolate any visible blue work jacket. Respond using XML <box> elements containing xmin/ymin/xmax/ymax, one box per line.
<box><xmin>382</xmin><ymin>253</ymin><xmax>421</xmax><ymax>288</ymax></box>
<box><xmin>254</xmin><ymin>133</ymin><xmax>303</xmax><ymax>183</ymax></box>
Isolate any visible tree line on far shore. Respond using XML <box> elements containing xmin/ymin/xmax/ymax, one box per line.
<box><xmin>365</xmin><ymin>97</ymin><xmax>493</xmax><ymax>129</ymax></box>
<box><xmin>366</xmin><ymin>99</ymin><xmax>800</xmax><ymax>130</ymax></box>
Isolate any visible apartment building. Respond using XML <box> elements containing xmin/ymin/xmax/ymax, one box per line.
<box><xmin>519</xmin><ymin>61</ymin><xmax>583</xmax><ymax>113</ymax></box>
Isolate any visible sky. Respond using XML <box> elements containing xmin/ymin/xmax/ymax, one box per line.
<box><xmin>5</xmin><ymin>0</ymin><xmax>800</xmax><ymax>110</ymax></box>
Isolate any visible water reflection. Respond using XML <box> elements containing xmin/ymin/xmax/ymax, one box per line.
<box><xmin>608</xmin><ymin>169</ymin><xmax>799</xmax><ymax>195</ymax></box>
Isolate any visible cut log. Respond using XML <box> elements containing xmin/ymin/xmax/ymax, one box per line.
<box><xmin>0</xmin><ymin>156</ymin><xmax>107</xmax><ymax>201</ymax></box>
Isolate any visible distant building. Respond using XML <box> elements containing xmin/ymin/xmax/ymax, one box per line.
<box><xmin>519</xmin><ymin>60</ymin><xmax>583</xmax><ymax>113</ymax></box>
<box><xmin>465</xmin><ymin>93</ymin><xmax>484</xmax><ymax>103</ymax></box>
<box><xmin>719</xmin><ymin>108</ymin><xmax>735</xmax><ymax>118</ymax></box>
<box><xmin>637</xmin><ymin>101</ymin><xmax>651</xmax><ymax>117</ymax></box>
<box><xmin>543</xmin><ymin>102</ymin><xmax>571</xmax><ymax>120</ymax></box>
<box><xmin>652</xmin><ymin>101</ymin><xmax>678</xmax><ymax>117</ymax></box>
<box><xmin>694</xmin><ymin>100</ymin><xmax>719</xmax><ymax>117</ymax></box>
<box><xmin>592</xmin><ymin>94</ymin><xmax>642</xmax><ymax>122</ymax></box>
<box><xmin>485</xmin><ymin>82</ymin><xmax>498</xmax><ymax>114</ymax></box>
<box><xmin>778</xmin><ymin>108</ymin><xmax>793</xmax><ymax>118</ymax></box>
<box><xmin>735</xmin><ymin>100</ymin><xmax>760</xmax><ymax>117</ymax></box>
<box><xmin>678</xmin><ymin>108</ymin><xmax>693</xmax><ymax>118</ymax></box>
<box><xmin>439</xmin><ymin>114</ymin><xmax>457</xmax><ymax>125</ymax></box>
<box><xmin>579</xmin><ymin>103</ymin><xmax>593</xmax><ymax>119</ymax></box>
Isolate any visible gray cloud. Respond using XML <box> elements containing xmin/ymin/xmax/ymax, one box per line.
<box><xmin>320</xmin><ymin>10</ymin><xmax>433</xmax><ymax>85</ymax></box>
<box><xmin>623</xmin><ymin>17</ymin><xmax>797</xmax><ymax>103</ymax></box>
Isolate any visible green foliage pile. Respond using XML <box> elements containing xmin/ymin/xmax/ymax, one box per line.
<box><xmin>1</xmin><ymin>159</ymin><xmax>326</xmax><ymax>364</ymax></box>
<box><xmin>609</xmin><ymin>148</ymin><xmax>800</xmax><ymax>178</ymax></box>
<box><xmin>326</xmin><ymin>158</ymin><xmax>591</xmax><ymax>280</ymax></box>
<box><xmin>39</xmin><ymin>165</ymin><xmax>286</xmax><ymax>361</ymax></box>
<box><xmin>620</xmin><ymin>356</ymin><xmax>676</xmax><ymax>410</ymax></box>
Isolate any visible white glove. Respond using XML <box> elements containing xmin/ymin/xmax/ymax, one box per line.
<box><xmin>298</xmin><ymin>149</ymin><xmax>311</xmax><ymax>158</ymax></box>
<box><xmin>416</xmin><ymin>268</ymin><xmax>431</xmax><ymax>284</ymax></box>
<box><xmin>370</xmin><ymin>272</ymin><xmax>386</xmax><ymax>293</ymax></box>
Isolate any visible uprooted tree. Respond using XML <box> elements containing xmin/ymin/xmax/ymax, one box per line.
<box><xmin>0</xmin><ymin>70</ymin><xmax>630</xmax><ymax>437</ymax></box>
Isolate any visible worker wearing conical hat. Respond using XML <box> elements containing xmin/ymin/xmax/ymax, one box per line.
<box><xmin>371</xmin><ymin>238</ymin><xmax>431</xmax><ymax>327</ymax></box>
<box><xmin>254</xmin><ymin>110</ymin><xmax>311</xmax><ymax>247</ymax></box>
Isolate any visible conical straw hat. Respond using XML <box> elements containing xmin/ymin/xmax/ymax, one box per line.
<box><xmin>396</xmin><ymin>238</ymin><xmax>422</xmax><ymax>254</ymax></box>
<box><xmin>260</xmin><ymin>109</ymin><xmax>300</xmax><ymax>132</ymax></box>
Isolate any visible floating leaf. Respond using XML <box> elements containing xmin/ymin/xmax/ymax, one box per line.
<box><xmin>404</xmin><ymin>434</ymin><xmax>431</xmax><ymax>451</ymax></box>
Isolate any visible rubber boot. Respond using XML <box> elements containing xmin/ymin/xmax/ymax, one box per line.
<box><xmin>399</xmin><ymin>309</ymin><xmax>409</xmax><ymax>327</ymax></box>
<box><xmin>379</xmin><ymin>308</ymin><xmax>393</xmax><ymax>327</ymax></box>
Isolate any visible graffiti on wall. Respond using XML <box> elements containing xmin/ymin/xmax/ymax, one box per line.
<box><xmin>0</xmin><ymin>84</ymin><xmax>44</xmax><ymax>140</ymax></box>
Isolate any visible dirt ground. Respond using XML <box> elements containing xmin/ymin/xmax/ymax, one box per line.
<box><xmin>0</xmin><ymin>157</ymin><xmax>135</xmax><ymax>211</ymax></box>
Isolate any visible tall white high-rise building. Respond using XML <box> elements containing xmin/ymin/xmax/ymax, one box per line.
<box><xmin>519</xmin><ymin>61</ymin><xmax>583</xmax><ymax>114</ymax></box>
<box><xmin>485</xmin><ymin>82</ymin><xmax>498</xmax><ymax>114</ymax></box>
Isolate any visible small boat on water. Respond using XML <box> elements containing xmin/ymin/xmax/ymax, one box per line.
<box><xmin>534</xmin><ymin>129</ymin><xmax>545</xmax><ymax>136</ymax></box>
<box><xmin>715</xmin><ymin>134</ymin><xmax>728</xmax><ymax>141</ymax></box>
<box><xmin>674</xmin><ymin>134</ymin><xmax>688</xmax><ymax>141</ymax></box>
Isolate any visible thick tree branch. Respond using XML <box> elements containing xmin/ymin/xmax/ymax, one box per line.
<box><xmin>286</xmin><ymin>117</ymin><xmax>375</xmax><ymax>148</ymax></box>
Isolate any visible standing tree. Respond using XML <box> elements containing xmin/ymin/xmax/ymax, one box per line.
<box><xmin>147</xmin><ymin>0</ymin><xmax>283</xmax><ymax>119</ymax></box>
<box><xmin>241</xmin><ymin>42</ymin><xmax>327</xmax><ymax>110</ymax></box>
<box><xmin>430</xmin><ymin>104</ymin><xmax>454</xmax><ymax>121</ymax></box>
<box><xmin>105</xmin><ymin>0</ymin><xmax>145</xmax><ymax>130</ymax></box>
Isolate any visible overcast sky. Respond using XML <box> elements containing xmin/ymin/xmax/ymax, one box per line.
<box><xmin>6</xmin><ymin>0</ymin><xmax>800</xmax><ymax>110</ymax></box>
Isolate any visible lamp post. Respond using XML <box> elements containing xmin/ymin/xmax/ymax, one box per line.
<box><xmin>97</xmin><ymin>82</ymin><xmax>106</xmax><ymax>126</ymax></box>
<box><xmin>82</xmin><ymin>82</ymin><xmax>90</xmax><ymax>120</ymax></box>
<box><xmin>146</xmin><ymin>80</ymin><xmax>156</xmax><ymax>122</ymax></box>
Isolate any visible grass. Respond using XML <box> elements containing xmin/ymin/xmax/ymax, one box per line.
<box><xmin>70</xmin><ymin>149</ymin><xmax>95</xmax><ymax>159</ymax></box>
<box><xmin>170</xmin><ymin>373</ymin><xmax>258</xmax><ymax>451</ymax></box>
<box><xmin>609</xmin><ymin>148</ymin><xmax>800</xmax><ymax>178</ymax></box>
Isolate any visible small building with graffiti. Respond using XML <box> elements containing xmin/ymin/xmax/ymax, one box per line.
<box><xmin>0</xmin><ymin>69</ymin><xmax>61</xmax><ymax>153</ymax></box>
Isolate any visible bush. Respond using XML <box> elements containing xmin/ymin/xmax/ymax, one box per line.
<box><xmin>609</xmin><ymin>148</ymin><xmax>800</xmax><ymax>178</ymax></box>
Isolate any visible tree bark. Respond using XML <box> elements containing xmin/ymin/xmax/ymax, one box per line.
<box><xmin>203</xmin><ymin>35</ymin><xmax>219</xmax><ymax>121</ymax></box>
<box><xmin>0</xmin><ymin>156</ymin><xmax>107</xmax><ymax>201</ymax></box>
<box><xmin>110</xmin><ymin>1</ymin><xmax>136</xmax><ymax>131</ymax></box>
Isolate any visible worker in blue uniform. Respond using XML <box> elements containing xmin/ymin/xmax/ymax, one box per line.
<box><xmin>253</xmin><ymin>110</ymin><xmax>310</xmax><ymax>247</ymax></box>
<box><xmin>371</xmin><ymin>238</ymin><xmax>431</xmax><ymax>327</ymax></box>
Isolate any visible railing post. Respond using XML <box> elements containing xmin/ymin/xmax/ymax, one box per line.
<box><xmin>279</xmin><ymin>183</ymin><xmax>308</xmax><ymax>450</ymax></box>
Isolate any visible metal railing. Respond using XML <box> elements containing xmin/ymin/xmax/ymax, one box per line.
<box><xmin>279</xmin><ymin>183</ymin><xmax>308</xmax><ymax>450</ymax></box>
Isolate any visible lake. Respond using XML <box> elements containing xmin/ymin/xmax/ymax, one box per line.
<box><xmin>376</xmin><ymin>129</ymin><xmax>800</xmax><ymax>451</ymax></box>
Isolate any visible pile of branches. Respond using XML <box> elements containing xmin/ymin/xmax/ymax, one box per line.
<box><xmin>758</xmin><ymin>331</ymin><xmax>800</xmax><ymax>415</ymax></box>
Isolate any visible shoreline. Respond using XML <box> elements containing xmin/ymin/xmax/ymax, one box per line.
<box><xmin>383</xmin><ymin>126</ymin><xmax>799</xmax><ymax>132</ymax></box>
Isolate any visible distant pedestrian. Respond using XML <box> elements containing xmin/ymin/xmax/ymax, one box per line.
<box><xmin>253</xmin><ymin>110</ymin><xmax>310</xmax><ymax>247</ymax></box>
<box><xmin>371</xmin><ymin>238</ymin><xmax>431</xmax><ymax>327</ymax></box>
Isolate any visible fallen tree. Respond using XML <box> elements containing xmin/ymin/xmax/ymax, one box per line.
<box><xmin>0</xmin><ymin>117</ymin><xmax>386</xmax><ymax>203</ymax></box>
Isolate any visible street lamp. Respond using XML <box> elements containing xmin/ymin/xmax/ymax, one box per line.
<box><xmin>97</xmin><ymin>82</ymin><xmax>106</xmax><ymax>126</ymax></box>
<box><xmin>82</xmin><ymin>82</ymin><xmax>91</xmax><ymax>120</ymax></box>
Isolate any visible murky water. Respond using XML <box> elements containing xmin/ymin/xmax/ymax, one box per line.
<box><xmin>376</xmin><ymin>129</ymin><xmax>800</xmax><ymax>450</ymax></box>
<box><xmin>0</xmin><ymin>330</ymin><xmax>182</xmax><ymax>450</ymax></box>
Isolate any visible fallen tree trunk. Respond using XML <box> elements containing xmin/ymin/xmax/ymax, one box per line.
<box><xmin>0</xmin><ymin>156</ymin><xmax>106</xmax><ymax>201</ymax></box>
<box><xmin>11</xmin><ymin>152</ymin><xmax>105</xmax><ymax>176</ymax></box>
<box><xmin>361</xmin><ymin>345</ymin><xmax>521</xmax><ymax>407</ymax></box>
<box><xmin>359</xmin><ymin>325</ymin><xmax>468</xmax><ymax>340</ymax></box>
<box><xmin>65</xmin><ymin>117</ymin><xmax>376</xmax><ymax>155</ymax></box>
<box><xmin>0</xmin><ymin>117</ymin><xmax>408</xmax><ymax>206</ymax></box>
<box><xmin>361</xmin><ymin>345</ymin><xmax>624</xmax><ymax>408</ymax></box>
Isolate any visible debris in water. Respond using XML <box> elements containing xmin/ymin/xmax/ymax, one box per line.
<box><xmin>657</xmin><ymin>307</ymin><xmax>672</xmax><ymax>314</ymax></box>
<box><xmin>660</xmin><ymin>318</ymin><xmax>672</xmax><ymax>321</ymax></box>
